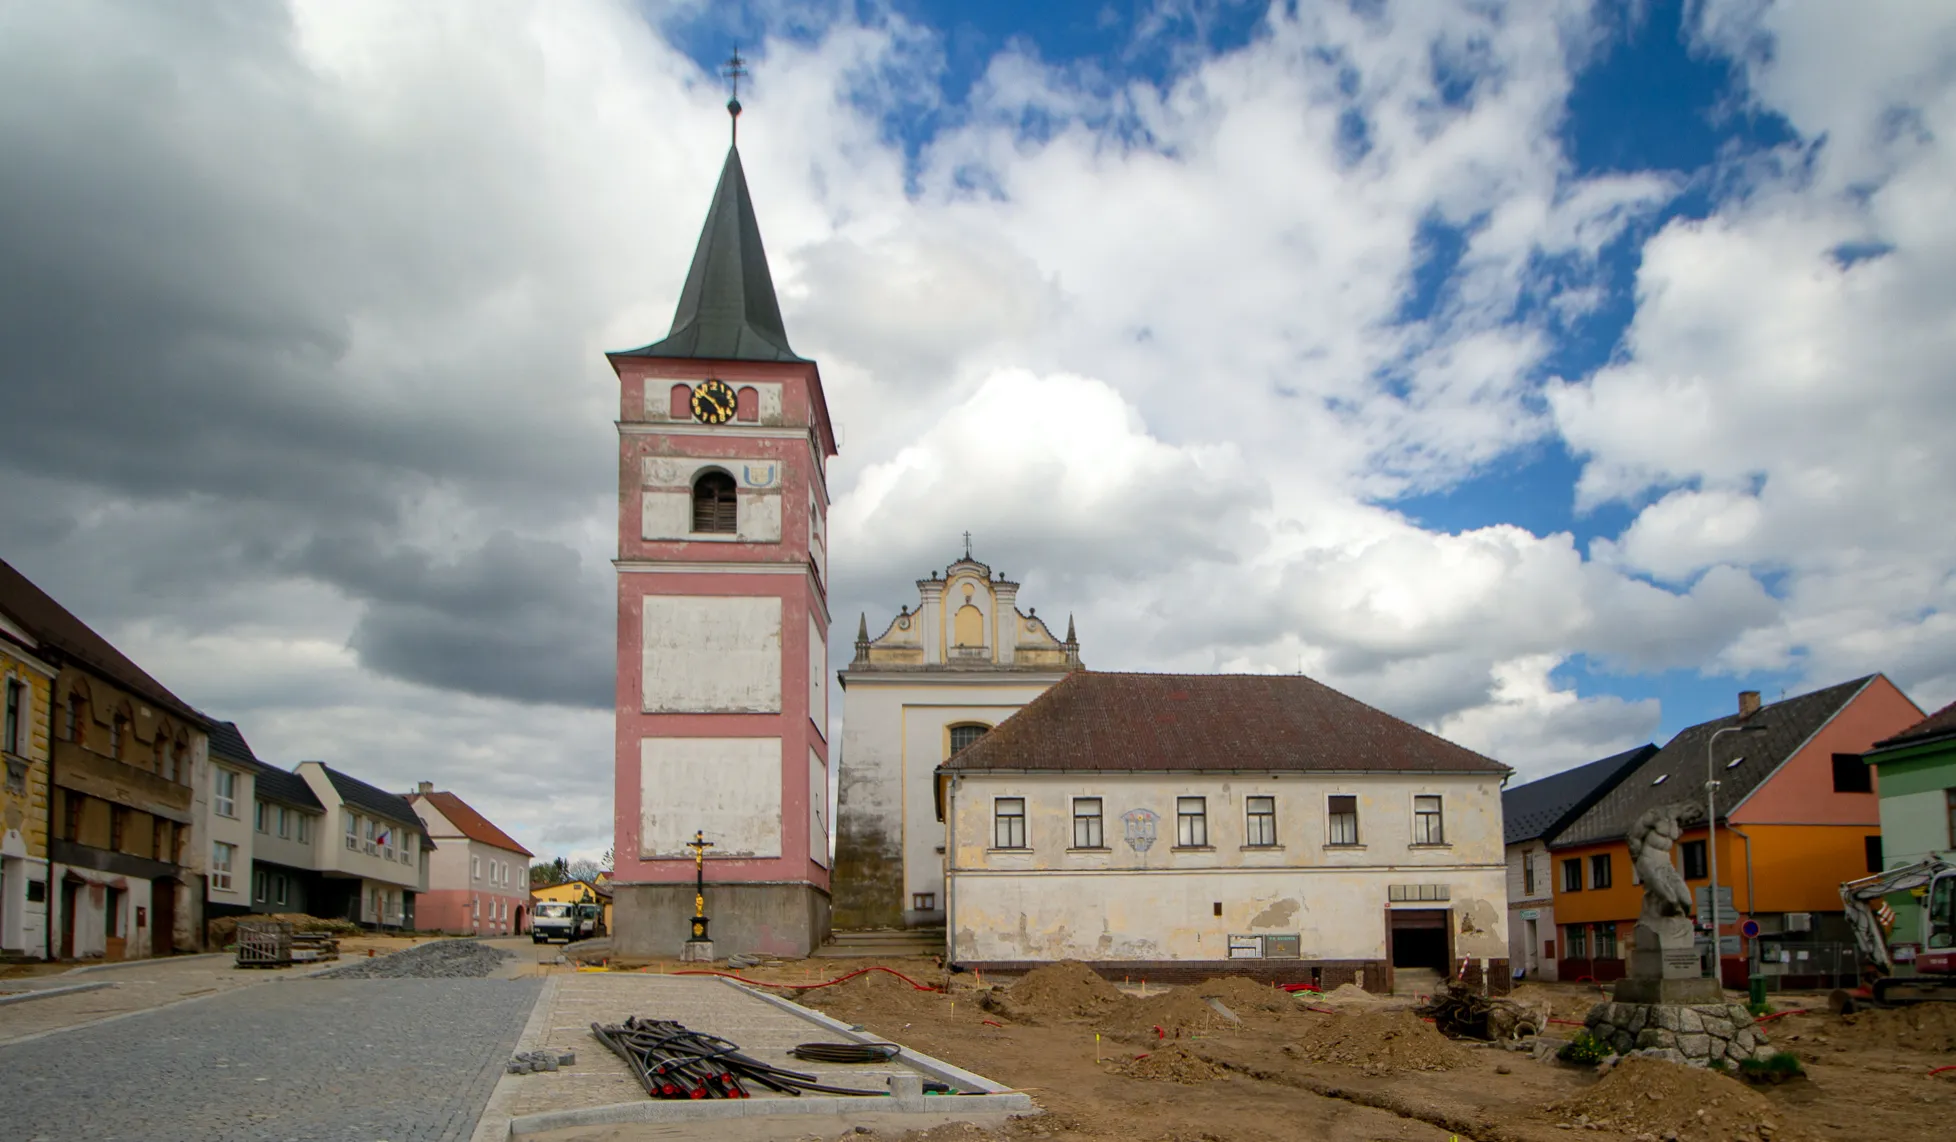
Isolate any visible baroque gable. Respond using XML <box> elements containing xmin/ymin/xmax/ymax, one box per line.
<box><xmin>848</xmin><ymin>554</ymin><xmax>1081</xmax><ymax>673</ymax></box>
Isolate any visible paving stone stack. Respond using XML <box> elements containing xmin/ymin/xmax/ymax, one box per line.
<box><xmin>1583</xmin><ymin>1000</ymin><xmax>1773</xmax><ymax>1067</ymax></box>
<box><xmin>310</xmin><ymin>938</ymin><xmax>514</xmax><ymax>980</ymax></box>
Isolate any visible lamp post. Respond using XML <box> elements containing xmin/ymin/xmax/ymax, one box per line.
<box><xmin>1705</xmin><ymin>723</ymin><xmax>1767</xmax><ymax>981</ymax></box>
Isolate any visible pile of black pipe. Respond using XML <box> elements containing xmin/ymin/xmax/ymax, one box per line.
<box><xmin>590</xmin><ymin>1017</ymin><xmax>889</xmax><ymax>1100</ymax></box>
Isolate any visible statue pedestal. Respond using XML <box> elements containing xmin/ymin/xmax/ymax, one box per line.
<box><xmin>1611</xmin><ymin>976</ymin><xmax>1725</xmax><ymax>1005</ymax></box>
<box><xmin>1616</xmin><ymin>916</ymin><xmax>1720</xmax><ymax>1004</ymax></box>
<box><xmin>679</xmin><ymin>939</ymin><xmax>715</xmax><ymax>963</ymax></box>
<box><xmin>1584</xmin><ymin>998</ymin><xmax>1772</xmax><ymax>1067</ymax></box>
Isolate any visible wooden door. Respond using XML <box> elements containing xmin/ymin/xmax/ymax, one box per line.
<box><xmin>151</xmin><ymin>879</ymin><xmax>175</xmax><ymax>957</ymax></box>
<box><xmin>59</xmin><ymin>881</ymin><xmax>77</xmax><ymax>959</ymax></box>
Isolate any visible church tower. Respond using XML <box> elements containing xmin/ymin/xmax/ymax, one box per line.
<box><xmin>606</xmin><ymin>134</ymin><xmax>837</xmax><ymax>958</ymax></box>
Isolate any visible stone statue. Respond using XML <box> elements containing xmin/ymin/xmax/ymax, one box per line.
<box><xmin>1626</xmin><ymin>802</ymin><xmax>1699</xmax><ymax>921</ymax></box>
<box><xmin>1616</xmin><ymin>801</ymin><xmax>1722</xmax><ymax>1005</ymax></box>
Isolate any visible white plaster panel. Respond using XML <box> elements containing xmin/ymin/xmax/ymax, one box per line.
<box><xmin>641</xmin><ymin>596</ymin><xmax>781</xmax><ymax>713</ymax></box>
<box><xmin>639</xmin><ymin>737</ymin><xmax>782</xmax><ymax>858</ymax></box>
<box><xmin>642</xmin><ymin>491</ymin><xmax>691</xmax><ymax>540</ymax></box>
<box><xmin>642</xmin><ymin>457</ymin><xmax>782</xmax><ymax>490</ymax></box>
<box><xmin>738</xmin><ymin>494</ymin><xmax>782</xmax><ymax>543</ymax></box>
<box><xmin>808</xmin><ymin>488</ymin><xmax>826</xmax><ymax>588</ymax></box>
<box><xmin>808</xmin><ymin>614</ymin><xmax>826</xmax><ymax>735</ymax></box>
<box><xmin>810</xmin><ymin>748</ymin><xmax>830</xmax><ymax>867</ymax></box>
<box><xmin>759</xmin><ymin>384</ymin><xmax>784</xmax><ymax>423</ymax></box>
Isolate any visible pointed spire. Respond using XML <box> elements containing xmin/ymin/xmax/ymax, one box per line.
<box><xmin>619</xmin><ymin>146</ymin><xmax>804</xmax><ymax>363</ymax></box>
<box><xmin>1065</xmin><ymin>614</ymin><xmax>1077</xmax><ymax>644</ymax></box>
<box><xmin>856</xmin><ymin>613</ymin><xmax>869</xmax><ymax>642</ymax></box>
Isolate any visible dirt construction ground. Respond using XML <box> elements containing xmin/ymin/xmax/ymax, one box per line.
<box><xmin>577</xmin><ymin>958</ymin><xmax>1956</xmax><ymax>1142</ymax></box>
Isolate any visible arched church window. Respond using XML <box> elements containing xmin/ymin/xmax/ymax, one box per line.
<box><xmin>691</xmin><ymin>470</ymin><xmax>738</xmax><ymax>534</ymax></box>
<box><xmin>947</xmin><ymin>722</ymin><xmax>990</xmax><ymax>759</ymax></box>
<box><xmin>735</xmin><ymin>386</ymin><xmax>759</xmax><ymax>422</ymax></box>
<box><xmin>669</xmin><ymin>384</ymin><xmax>692</xmax><ymax>419</ymax></box>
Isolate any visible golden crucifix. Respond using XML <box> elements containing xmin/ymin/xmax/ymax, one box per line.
<box><xmin>685</xmin><ymin>830</ymin><xmax>714</xmax><ymax>941</ymax></box>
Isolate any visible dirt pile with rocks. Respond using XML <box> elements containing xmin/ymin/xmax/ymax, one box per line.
<box><xmin>208</xmin><ymin>912</ymin><xmax>360</xmax><ymax>946</ymax></box>
<box><xmin>1280</xmin><ymin>1009</ymin><xmax>1463</xmax><ymax>1074</ymax></box>
<box><xmin>1791</xmin><ymin>1004</ymin><xmax>1956</xmax><ymax>1054</ymax></box>
<box><xmin>1111</xmin><ymin>990</ymin><xmax>1236</xmax><ymax>1039</ymax></box>
<box><xmin>1192</xmin><ymin>976</ymin><xmax>1292</xmax><ymax>1013</ymax></box>
<box><xmin>1551</xmin><ymin>1056</ymin><xmax>1818</xmax><ymax>1142</ymax></box>
<box><xmin>979</xmin><ymin>960</ymin><xmax>1124</xmax><ymax>1024</ymax></box>
<box><xmin>798</xmin><ymin>968</ymin><xmax>947</xmax><ymax>1022</ymax></box>
<box><xmin>309</xmin><ymin>938</ymin><xmax>512</xmax><ymax>979</ymax></box>
<box><xmin>1111</xmin><ymin>1041</ymin><xmax>1227</xmax><ymax>1084</ymax></box>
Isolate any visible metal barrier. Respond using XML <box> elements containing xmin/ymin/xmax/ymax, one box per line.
<box><xmin>235</xmin><ymin>920</ymin><xmax>293</xmax><ymax>968</ymax></box>
<box><xmin>1756</xmin><ymin>939</ymin><xmax>1861</xmax><ymax>992</ymax></box>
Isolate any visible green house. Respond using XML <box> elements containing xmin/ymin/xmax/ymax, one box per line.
<box><xmin>1864</xmin><ymin>701</ymin><xmax>1956</xmax><ymax>952</ymax></box>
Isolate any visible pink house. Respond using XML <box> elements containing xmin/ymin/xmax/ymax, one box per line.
<box><xmin>405</xmin><ymin>786</ymin><xmax>534</xmax><ymax>936</ymax></box>
<box><xmin>605</xmin><ymin>141</ymin><xmax>837</xmax><ymax>957</ymax></box>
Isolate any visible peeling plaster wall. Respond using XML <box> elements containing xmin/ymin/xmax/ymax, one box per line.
<box><xmin>945</xmin><ymin>771</ymin><xmax>1507</xmax><ymax>966</ymax></box>
<box><xmin>639</xmin><ymin>737</ymin><xmax>782</xmax><ymax>858</ymax></box>
<box><xmin>640</xmin><ymin>596</ymin><xmax>781</xmax><ymax>714</ymax></box>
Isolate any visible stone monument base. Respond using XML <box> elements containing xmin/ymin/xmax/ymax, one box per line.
<box><xmin>1584</xmin><ymin>1000</ymin><xmax>1774</xmax><ymax>1067</ymax></box>
<box><xmin>679</xmin><ymin>939</ymin><xmax>716</xmax><ymax>963</ymax></box>
<box><xmin>1612</xmin><ymin>975</ymin><xmax>1726</xmax><ymax>1005</ymax></box>
<box><xmin>611</xmin><ymin>881</ymin><xmax>830</xmax><ymax>959</ymax></box>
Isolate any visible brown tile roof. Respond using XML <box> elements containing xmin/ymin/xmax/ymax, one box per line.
<box><xmin>0</xmin><ymin>556</ymin><xmax>207</xmax><ymax>726</ymax></box>
<box><xmin>938</xmin><ymin>671</ymin><xmax>1509</xmax><ymax>776</ymax></box>
<box><xmin>408</xmin><ymin>790</ymin><xmax>533</xmax><ymax>857</ymax></box>
<box><xmin>1874</xmin><ymin>698</ymin><xmax>1956</xmax><ymax>750</ymax></box>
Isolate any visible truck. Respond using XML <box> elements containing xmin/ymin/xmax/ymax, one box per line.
<box><xmin>1834</xmin><ymin>858</ymin><xmax>1956</xmax><ymax>1009</ymax></box>
<box><xmin>532</xmin><ymin>901</ymin><xmax>605</xmax><ymax>944</ymax></box>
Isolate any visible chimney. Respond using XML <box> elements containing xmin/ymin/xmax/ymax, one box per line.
<box><xmin>417</xmin><ymin>781</ymin><xmax>435</xmax><ymax>794</ymax></box>
<box><xmin>1738</xmin><ymin>691</ymin><xmax>1761</xmax><ymax>720</ymax></box>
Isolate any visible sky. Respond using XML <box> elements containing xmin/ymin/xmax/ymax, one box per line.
<box><xmin>2</xmin><ymin>0</ymin><xmax>1953</xmax><ymax>861</ymax></box>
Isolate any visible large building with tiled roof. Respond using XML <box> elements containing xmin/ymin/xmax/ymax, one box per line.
<box><xmin>936</xmin><ymin>671</ymin><xmax>1513</xmax><ymax>991</ymax></box>
<box><xmin>1551</xmin><ymin>679</ymin><xmax>1923</xmax><ymax>988</ymax></box>
<box><xmin>406</xmin><ymin>785</ymin><xmax>533</xmax><ymax>936</ymax></box>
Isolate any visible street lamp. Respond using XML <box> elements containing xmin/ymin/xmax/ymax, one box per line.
<box><xmin>1706</xmin><ymin>722</ymin><xmax>1768</xmax><ymax>982</ymax></box>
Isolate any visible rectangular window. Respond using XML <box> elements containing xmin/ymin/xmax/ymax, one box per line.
<box><xmin>214</xmin><ymin>768</ymin><xmax>236</xmax><ymax>818</ymax></box>
<box><xmin>274</xmin><ymin>874</ymin><xmax>288</xmax><ymax>907</ymax></box>
<box><xmin>212</xmin><ymin>841</ymin><xmax>235</xmax><ymax>891</ymax></box>
<box><xmin>1523</xmin><ymin>853</ymin><xmax>1536</xmax><ymax>896</ymax></box>
<box><xmin>911</xmin><ymin>892</ymin><xmax>937</xmax><ymax>911</ymax></box>
<box><xmin>472</xmin><ymin>855</ymin><xmax>481</xmax><ymax>880</ymax></box>
<box><xmin>1590</xmin><ymin>853</ymin><xmax>1613</xmax><ymax>890</ymax></box>
<box><xmin>253</xmin><ymin>869</ymin><xmax>268</xmax><ymax>903</ymax></box>
<box><xmin>1562</xmin><ymin>857</ymin><xmax>1583</xmax><ymax>893</ymax></box>
<box><xmin>1565</xmin><ymin>922</ymin><xmax>1588</xmax><ymax>959</ymax></box>
<box><xmin>299</xmin><ymin>815</ymin><xmax>311</xmax><ymax>844</ymax></box>
<box><xmin>109</xmin><ymin>806</ymin><xmax>125</xmax><ymax>851</ymax></box>
<box><xmin>948</xmin><ymin>724</ymin><xmax>988</xmax><ymax>757</ymax></box>
<box><xmin>1832</xmin><ymin>752</ymin><xmax>1872</xmax><ymax>794</ymax></box>
<box><xmin>345</xmin><ymin>814</ymin><xmax>359</xmax><ymax>851</ymax></box>
<box><xmin>1072</xmin><ymin>797</ymin><xmax>1104</xmax><ymax>848</ymax></box>
<box><xmin>1866</xmin><ymin>834</ymin><xmax>1883</xmax><ymax>874</ymax></box>
<box><xmin>1327</xmin><ymin>795</ymin><xmax>1359</xmax><ymax>845</ymax></box>
<box><xmin>1245</xmin><ymin>796</ymin><xmax>1277</xmax><ymax>847</ymax></box>
<box><xmin>1593</xmin><ymin>922</ymin><xmax>1619</xmax><ymax>959</ymax></box>
<box><xmin>152</xmin><ymin>820</ymin><xmax>169</xmax><ymax>862</ymax></box>
<box><xmin>3</xmin><ymin>678</ymin><xmax>20</xmax><ymax>754</ymax></box>
<box><xmin>63</xmin><ymin>792</ymin><xmax>82</xmax><ymax>842</ymax></box>
<box><xmin>255</xmin><ymin>800</ymin><xmax>267</xmax><ymax>833</ymax></box>
<box><xmin>1680</xmin><ymin>839</ymin><xmax>1708</xmax><ymax>880</ymax></box>
<box><xmin>1176</xmin><ymin>796</ymin><xmax>1209</xmax><ymax>847</ymax></box>
<box><xmin>1412</xmin><ymin>795</ymin><xmax>1445</xmax><ymax>845</ymax></box>
<box><xmin>993</xmin><ymin>797</ymin><xmax>1027</xmax><ymax>849</ymax></box>
<box><xmin>363</xmin><ymin>818</ymin><xmax>376</xmax><ymax>855</ymax></box>
<box><xmin>277</xmin><ymin>806</ymin><xmax>290</xmax><ymax>839</ymax></box>
<box><xmin>401</xmin><ymin>836</ymin><xmax>412</xmax><ymax>866</ymax></box>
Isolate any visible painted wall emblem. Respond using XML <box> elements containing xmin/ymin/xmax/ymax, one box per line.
<box><xmin>742</xmin><ymin>463</ymin><xmax>779</xmax><ymax>488</ymax></box>
<box><xmin>1121</xmin><ymin>808</ymin><xmax>1158</xmax><ymax>853</ymax></box>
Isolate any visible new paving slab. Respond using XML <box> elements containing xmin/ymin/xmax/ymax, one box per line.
<box><xmin>476</xmin><ymin>970</ymin><xmax>1029</xmax><ymax>1141</ymax></box>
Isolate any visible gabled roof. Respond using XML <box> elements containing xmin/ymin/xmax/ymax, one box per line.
<box><xmin>1502</xmin><ymin>744</ymin><xmax>1657</xmax><ymax>846</ymax></box>
<box><xmin>208</xmin><ymin>720</ymin><xmax>324</xmax><ymax>810</ymax></box>
<box><xmin>1553</xmin><ymin>677</ymin><xmax>1876</xmax><ymax>848</ymax></box>
<box><xmin>319</xmin><ymin>765</ymin><xmax>428</xmax><ymax>837</ymax></box>
<box><xmin>1871</xmin><ymin>698</ymin><xmax>1956</xmax><ymax>752</ymax></box>
<box><xmin>0</xmin><ymin>556</ymin><xmax>208</xmax><ymax>726</ymax></box>
<box><xmin>938</xmin><ymin>671</ymin><xmax>1508</xmax><ymax>776</ymax></box>
<box><xmin>614</xmin><ymin>146</ymin><xmax>804</xmax><ymax>363</ymax></box>
<box><xmin>407</xmin><ymin>790</ymin><xmax>532</xmax><ymax>858</ymax></box>
<box><xmin>207</xmin><ymin>720</ymin><xmax>257</xmax><ymax>765</ymax></box>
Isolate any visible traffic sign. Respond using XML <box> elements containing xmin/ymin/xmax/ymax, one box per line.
<box><xmin>1741</xmin><ymin>918</ymin><xmax>1760</xmax><ymax>939</ymax></box>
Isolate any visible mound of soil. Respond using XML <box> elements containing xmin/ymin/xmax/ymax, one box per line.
<box><xmin>1551</xmin><ymin>1056</ymin><xmax>1818</xmax><ymax>1142</ymax></box>
<box><xmin>799</xmin><ymin>968</ymin><xmax>946</xmax><ymax>1021</ymax></box>
<box><xmin>983</xmin><ymin>960</ymin><xmax>1124</xmax><ymax>1024</ymax></box>
<box><xmin>1280</xmin><ymin>1010</ymin><xmax>1463</xmax><ymax>1074</ymax></box>
<box><xmin>1110</xmin><ymin>990</ymin><xmax>1236</xmax><ymax>1040</ymax></box>
<box><xmin>1192</xmin><ymin>977</ymin><xmax>1292</xmax><ymax>1013</ymax></box>
<box><xmin>208</xmin><ymin>912</ymin><xmax>360</xmax><ymax>946</ymax></box>
<box><xmin>1111</xmin><ymin>1042</ymin><xmax>1228</xmax><ymax>1084</ymax></box>
<box><xmin>1815</xmin><ymin>1005</ymin><xmax>1956</xmax><ymax>1054</ymax></box>
<box><xmin>1314</xmin><ymin>981</ymin><xmax>1388</xmax><ymax>1005</ymax></box>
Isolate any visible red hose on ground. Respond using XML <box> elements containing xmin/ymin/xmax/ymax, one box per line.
<box><xmin>1929</xmin><ymin>1065</ymin><xmax>1956</xmax><ymax>1077</ymax></box>
<box><xmin>670</xmin><ymin>965</ymin><xmax>941</xmax><ymax>992</ymax></box>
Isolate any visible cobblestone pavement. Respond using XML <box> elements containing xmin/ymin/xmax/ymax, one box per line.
<box><xmin>0</xmin><ymin>955</ymin><xmax>272</xmax><ymax>1044</ymax></box>
<box><xmin>2</xmin><ymin>976</ymin><xmax>542</xmax><ymax>1142</ymax></box>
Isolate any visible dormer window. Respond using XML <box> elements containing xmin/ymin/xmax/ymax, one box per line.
<box><xmin>691</xmin><ymin>470</ymin><xmax>738</xmax><ymax>534</ymax></box>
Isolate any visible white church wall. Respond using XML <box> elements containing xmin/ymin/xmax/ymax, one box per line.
<box><xmin>641</xmin><ymin>596</ymin><xmax>781</xmax><ymax>712</ymax></box>
<box><xmin>639</xmin><ymin>737</ymin><xmax>783</xmax><ymax>858</ymax></box>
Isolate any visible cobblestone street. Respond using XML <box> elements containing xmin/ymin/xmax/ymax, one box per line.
<box><xmin>2</xmin><ymin>976</ymin><xmax>542</xmax><ymax>1142</ymax></box>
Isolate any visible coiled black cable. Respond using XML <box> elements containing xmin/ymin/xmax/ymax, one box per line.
<box><xmin>789</xmin><ymin>1042</ymin><xmax>902</xmax><ymax>1064</ymax></box>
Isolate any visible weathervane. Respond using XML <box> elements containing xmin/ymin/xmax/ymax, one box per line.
<box><xmin>723</xmin><ymin>47</ymin><xmax>747</xmax><ymax>143</ymax></box>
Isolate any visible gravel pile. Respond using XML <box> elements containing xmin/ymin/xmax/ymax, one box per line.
<box><xmin>311</xmin><ymin>939</ymin><xmax>514</xmax><ymax>979</ymax></box>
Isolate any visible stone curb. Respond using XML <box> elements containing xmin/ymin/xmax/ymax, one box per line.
<box><xmin>469</xmin><ymin>974</ymin><xmax>564</xmax><ymax>1142</ymax></box>
<box><xmin>722</xmin><ymin>977</ymin><xmax>1028</xmax><ymax>1102</ymax></box>
<box><xmin>507</xmin><ymin>1092</ymin><xmax>1032</xmax><ymax>1136</ymax></box>
<box><xmin>64</xmin><ymin>952</ymin><xmax>229</xmax><ymax>976</ymax></box>
<box><xmin>0</xmin><ymin>981</ymin><xmax>115</xmax><ymax>1006</ymax></box>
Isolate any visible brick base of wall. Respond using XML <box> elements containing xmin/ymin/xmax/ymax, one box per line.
<box><xmin>958</xmin><ymin>958</ymin><xmax>1388</xmax><ymax>992</ymax></box>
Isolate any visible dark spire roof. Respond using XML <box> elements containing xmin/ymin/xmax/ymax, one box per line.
<box><xmin>616</xmin><ymin>146</ymin><xmax>804</xmax><ymax>363</ymax></box>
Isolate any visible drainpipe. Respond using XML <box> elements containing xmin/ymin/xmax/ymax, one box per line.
<box><xmin>1729</xmin><ymin>824</ymin><xmax>1759</xmax><ymax>998</ymax></box>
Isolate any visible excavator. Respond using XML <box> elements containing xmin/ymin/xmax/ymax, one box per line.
<box><xmin>1832</xmin><ymin>858</ymin><xmax>1956</xmax><ymax>1011</ymax></box>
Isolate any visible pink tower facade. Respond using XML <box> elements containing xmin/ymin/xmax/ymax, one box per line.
<box><xmin>606</xmin><ymin>145</ymin><xmax>838</xmax><ymax>957</ymax></box>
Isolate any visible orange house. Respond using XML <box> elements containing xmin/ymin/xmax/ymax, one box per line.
<box><xmin>1549</xmin><ymin>677</ymin><xmax>1922</xmax><ymax>988</ymax></box>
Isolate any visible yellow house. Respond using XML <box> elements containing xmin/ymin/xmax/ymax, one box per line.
<box><xmin>533</xmin><ymin>879</ymin><xmax>611</xmax><ymax>933</ymax></box>
<box><xmin>1</xmin><ymin>609</ymin><xmax>56</xmax><ymax>959</ymax></box>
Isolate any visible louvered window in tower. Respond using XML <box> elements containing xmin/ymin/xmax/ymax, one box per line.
<box><xmin>692</xmin><ymin>471</ymin><xmax>738</xmax><ymax>533</ymax></box>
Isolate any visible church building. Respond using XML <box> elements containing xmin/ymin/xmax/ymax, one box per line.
<box><xmin>605</xmin><ymin>134</ymin><xmax>838</xmax><ymax>957</ymax></box>
<box><xmin>834</xmin><ymin>551</ymin><xmax>1081</xmax><ymax>930</ymax></box>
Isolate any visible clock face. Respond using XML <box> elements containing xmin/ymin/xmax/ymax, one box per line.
<box><xmin>690</xmin><ymin>379</ymin><xmax>737</xmax><ymax>425</ymax></box>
